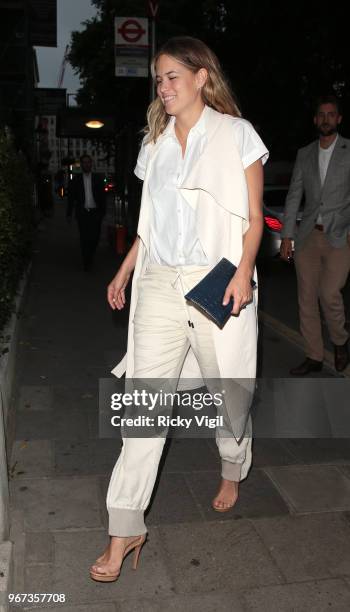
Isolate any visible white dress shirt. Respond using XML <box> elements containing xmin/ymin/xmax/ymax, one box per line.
<box><xmin>316</xmin><ymin>134</ymin><xmax>338</xmax><ymax>224</ymax></box>
<box><xmin>135</xmin><ymin>105</ymin><xmax>269</xmax><ymax>266</ymax></box>
<box><xmin>83</xmin><ymin>173</ymin><xmax>97</xmax><ymax>209</ymax></box>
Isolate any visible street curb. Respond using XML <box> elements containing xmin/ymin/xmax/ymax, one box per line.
<box><xmin>0</xmin><ymin>264</ymin><xmax>31</xmax><ymax>600</ymax></box>
<box><xmin>258</xmin><ymin>309</ymin><xmax>350</xmax><ymax>378</ymax></box>
<box><xmin>0</xmin><ymin>263</ymin><xmax>32</xmax><ymax>424</ymax></box>
<box><xmin>0</xmin><ymin>540</ymin><xmax>13</xmax><ymax>612</ymax></box>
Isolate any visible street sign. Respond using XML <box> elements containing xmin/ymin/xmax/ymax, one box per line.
<box><xmin>148</xmin><ymin>1</ymin><xmax>159</xmax><ymax>18</ymax></box>
<box><xmin>115</xmin><ymin>17</ymin><xmax>149</xmax><ymax>78</ymax></box>
<box><xmin>117</xmin><ymin>19</ymin><xmax>146</xmax><ymax>44</ymax></box>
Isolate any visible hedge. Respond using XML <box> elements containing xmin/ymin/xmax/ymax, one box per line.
<box><xmin>0</xmin><ymin>129</ymin><xmax>34</xmax><ymax>332</ymax></box>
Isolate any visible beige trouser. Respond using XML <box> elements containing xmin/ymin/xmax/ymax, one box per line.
<box><xmin>294</xmin><ymin>229</ymin><xmax>350</xmax><ymax>361</ymax></box>
<box><xmin>106</xmin><ymin>265</ymin><xmax>253</xmax><ymax>536</ymax></box>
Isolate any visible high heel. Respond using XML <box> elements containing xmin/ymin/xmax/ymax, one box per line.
<box><xmin>89</xmin><ymin>534</ymin><xmax>146</xmax><ymax>583</ymax></box>
<box><xmin>132</xmin><ymin>540</ymin><xmax>143</xmax><ymax>570</ymax></box>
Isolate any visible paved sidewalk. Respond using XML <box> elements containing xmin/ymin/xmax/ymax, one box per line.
<box><xmin>7</xmin><ymin>206</ymin><xmax>350</xmax><ymax>611</ymax></box>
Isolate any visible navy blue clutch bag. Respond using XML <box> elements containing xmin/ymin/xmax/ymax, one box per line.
<box><xmin>185</xmin><ymin>258</ymin><xmax>256</xmax><ymax>328</ymax></box>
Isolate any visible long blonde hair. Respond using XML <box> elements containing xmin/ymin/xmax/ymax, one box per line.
<box><xmin>145</xmin><ymin>36</ymin><xmax>241</xmax><ymax>143</ymax></box>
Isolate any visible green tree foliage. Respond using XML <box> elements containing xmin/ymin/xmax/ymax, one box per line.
<box><xmin>0</xmin><ymin>130</ymin><xmax>34</xmax><ymax>332</ymax></box>
<box><xmin>69</xmin><ymin>0</ymin><xmax>350</xmax><ymax>159</ymax></box>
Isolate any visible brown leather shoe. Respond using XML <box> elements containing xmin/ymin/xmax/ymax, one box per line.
<box><xmin>290</xmin><ymin>358</ymin><xmax>323</xmax><ymax>376</ymax></box>
<box><xmin>334</xmin><ymin>341</ymin><xmax>349</xmax><ymax>372</ymax></box>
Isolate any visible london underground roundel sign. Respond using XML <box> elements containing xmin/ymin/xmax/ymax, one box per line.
<box><xmin>117</xmin><ymin>19</ymin><xmax>146</xmax><ymax>44</ymax></box>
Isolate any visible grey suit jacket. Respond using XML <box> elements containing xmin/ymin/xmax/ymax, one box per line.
<box><xmin>281</xmin><ymin>135</ymin><xmax>350</xmax><ymax>248</ymax></box>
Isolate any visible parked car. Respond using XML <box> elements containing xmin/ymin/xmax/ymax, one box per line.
<box><xmin>259</xmin><ymin>185</ymin><xmax>303</xmax><ymax>259</ymax></box>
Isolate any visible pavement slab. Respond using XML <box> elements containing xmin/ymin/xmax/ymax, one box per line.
<box><xmin>18</xmin><ymin>386</ymin><xmax>53</xmax><ymax>412</ymax></box>
<box><xmin>146</xmin><ymin>471</ymin><xmax>204</xmax><ymax>526</ymax></box>
<box><xmin>160</xmin><ymin>438</ymin><xmax>220</xmax><ymax>473</ymax></box>
<box><xmin>10</xmin><ymin>440</ymin><xmax>53</xmax><ymax>478</ymax></box>
<box><xmin>114</xmin><ymin>592</ymin><xmax>244</xmax><ymax>611</ymax></box>
<box><xmin>52</xmin><ymin>528</ymin><xmax>174</xmax><ymax>604</ymax></box>
<box><xmin>252</xmin><ymin>378</ymin><xmax>340</xmax><ymax>438</ymax></box>
<box><xmin>25</xmin><ymin>532</ymin><xmax>54</xmax><ymax>565</ymax></box>
<box><xmin>53</xmin><ymin>439</ymin><xmax>118</xmax><ymax>476</ymax></box>
<box><xmin>241</xmin><ymin>578</ymin><xmax>350</xmax><ymax>611</ymax></box>
<box><xmin>99</xmin><ymin>471</ymin><xmax>205</xmax><ymax>529</ymax></box>
<box><xmin>283</xmin><ymin>438</ymin><xmax>350</xmax><ymax>464</ymax></box>
<box><xmin>52</xmin><ymin>386</ymin><xmax>98</xmax><ymax>412</ymax></box>
<box><xmin>15</xmin><ymin>409</ymin><xmax>89</xmax><ymax>441</ymax></box>
<box><xmin>97</xmin><ymin>477</ymin><xmax>110</xmax><ymax>528</ymax></box>
<box><xmin>257</xmin><ymin>324</ymin><xmax>307</xmax><ymax>378</ymax></box>
<box><xmin>158</xmin><ymin>520</ymin><xmax>284</xmax><ymax>593</ymax></box>
<box><xmin>24</xmin><ymin>563</ymin><xmax>53</xmax><ymax>599</ymax></box>
<box><xmin>87</xmin><ymin>408</ymin><xmax>99</xmax><ymax>438</ymax></box>
<box><xmin>22</xmin><ymin>604</ymin><xmax>116</xmax><ymax>612</ymax></box>
<box><xmin>185</xmin><ymin>467</ymin><xmax>290</xmax><ymax>521</ymax></box>
<box><xmin>252</xmin><ymin>513</ymin><xmax>350</xmax><ymax>582</ymax></box>
<box><xmin>10</xmin><ymin>477</ymin><xmax>103</xmax><ymax>531</ymax></box>
<box><xmin>18</xmin><ymin>345</ymin><xmax>114</xmax><ymax>368</ymax></box>
<box><xmin>18</xmin><ymin>361</ymin><xmax>108</xmax><ymax>388</ymax></box>
<box><xmin>89</xmin><ymin>438</ymin><xmax>122</xmax><ymax>454</ymax></box>
<box><xmin>341</xmin><ymin>466</ymin><xmax>350</xmax><ymax>481</ymax></box>
<box><xmin>9</xmin><ymin>510</ymin><xmax>25</xmax><ymax>594</ymax></box>
<box><xmin>265</xmin><ymin>464</ymin><xmax>350</xmax><ymax>512</ymax></box>
<box><xmin>250</xmin><ymin>438</ymin><xmax>300</xmax><ymax>467</ymax></box>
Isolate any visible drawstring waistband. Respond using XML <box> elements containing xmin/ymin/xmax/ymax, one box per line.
<box><xmin>173</xmin><ymin>273</ymin><xmax>195</xmax><ymax>328</ymax></box>
<box><xmin>171</xmin><ymin>272</ymin><xmax>180</xmax><ymax>289</ymax></box>
<box><xmin>147</xmin><ymin>264</ymin><xmax>211</xmax><ymax>329</ymax></box>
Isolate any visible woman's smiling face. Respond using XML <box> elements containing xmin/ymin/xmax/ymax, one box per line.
<box><xmin>155</xmin><ymin>54</ymin><xmax>205</xmax><ymax>117</ymax></box>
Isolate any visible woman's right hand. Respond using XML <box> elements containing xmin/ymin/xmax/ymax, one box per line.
<box><xmin>107</xmin><ymin>237</ymin><xmax>140</xmax><ymax>310</ymax></box>
<box><xmin>107</xmin><ymin>267</ymin><xmax>131</xmax><ymax>310</ymax></box>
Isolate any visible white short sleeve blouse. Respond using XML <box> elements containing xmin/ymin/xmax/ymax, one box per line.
<box><xmin>134</xmin><ymin>107</ymin><xmax>268</xmax><ymax>266</ymax></box>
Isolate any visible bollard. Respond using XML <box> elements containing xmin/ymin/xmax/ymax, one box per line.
<box><xmin>116</xmin><ymin>224</ymin><xmax>127</xmax><ymax>255</ymax></box>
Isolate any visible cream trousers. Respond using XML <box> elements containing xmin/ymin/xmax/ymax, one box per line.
<box><xmin>106</xmin><ymin>265</ymin><xmax>253</xmax><ymax>536</ymax></box>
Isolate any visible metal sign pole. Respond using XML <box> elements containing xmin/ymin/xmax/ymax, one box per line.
<box><xmin>149</xmin><ymin>16</ymin><xmax>156</xmax><ymax>102</ymax></box>
<box><xmin>148</xmin><ymin>1</ymin><xmax>159</xmax><ymax>103</ymax></box>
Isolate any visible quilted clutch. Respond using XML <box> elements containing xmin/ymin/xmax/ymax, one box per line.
<box><xmin>184</xmin><ymin>257</ymin><xmax>256</xmax><ymax>328</ymax></box>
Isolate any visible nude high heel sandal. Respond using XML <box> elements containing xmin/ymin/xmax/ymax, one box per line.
<box><xmin>212</xmin><ymin>500</ymin><xmax>235</xmax><ymax>513</ymax></box>
<box><xmin>89</xmin><ymin>534</ymin><xmax>146</xmax><ymax>583</ymax></box>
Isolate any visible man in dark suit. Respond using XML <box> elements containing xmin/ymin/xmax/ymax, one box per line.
<box><xmin>67</xmin><ymin>154</ymin><xmax>106</xmax><ymax>271</ymax></box>
<box><xmin>280</xmin><ymin>95</ymin><xmax>350</xmax><ymax>374</ymax></box>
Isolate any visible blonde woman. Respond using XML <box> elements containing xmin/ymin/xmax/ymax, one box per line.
<box><xmin>90</xmin><ymin>36</ymin><xmax>268</xmax><ymax>582</ymax></box>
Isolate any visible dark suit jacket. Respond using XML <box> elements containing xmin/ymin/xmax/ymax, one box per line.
<box><xmin>281</xmin><ymin>135</ymin><xmax>350</xmax><ymax>249</ymax></box>
<box><xmin>67</xmin><ymin>173</ymin><xmax>106</xmax><ymax>219</ymax></box>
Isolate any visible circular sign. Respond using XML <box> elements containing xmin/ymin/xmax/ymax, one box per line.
<box><xmin>118</xmin><ymin>19</ymin><xmax>146</xmax><ymax>43</ymax></box>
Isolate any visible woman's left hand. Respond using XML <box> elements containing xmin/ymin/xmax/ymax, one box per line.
<box><xmin>222</xmin><ymin>268</ymin><xmax>253</xmax><ymax>316</ymax></box>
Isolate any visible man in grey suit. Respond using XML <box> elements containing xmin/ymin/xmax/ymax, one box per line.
<box><xmin>280</xmin><ymin>95</ymin><xmax>350</xmax><ymax>374</ymax></box>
